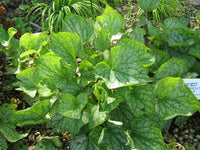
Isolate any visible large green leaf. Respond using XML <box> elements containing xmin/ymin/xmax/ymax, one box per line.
<box><xmin>79</xmin><ymin>60</ymin><xmax>95</xmax><ymax>82</ymax></box>
<box><xmin>58</xmin><ymin>93</ymin><xmax>88</xmax><ymax>119</ymax></box>
<box><xmin>129</xmin><ymin>25</ymin><xmax>145</xmax><ymax>44</ymax></box>
<box><xmin>13</xmin><ymin>100</ymin><xmax>51</xmax><ymax>126</ymax></box>
<box><xmin>16</xmin><ymin>67</ymin><xmax>38</xmax><ymax>98</ymax></box>
<box><xmin>155</xmin><ymin>57</ymin><xmax>189</xmax><ymax>81</ymax></box>
<box><xmin>197</xmin><ymin>11</ymin><xmax>200</xmax><ymax>21</ymax></box>
<box><xmin>88</xmin><ymin>104</ymin><xmax>108</xmax><ymax>129</ymax></box>
<box><xmin>165</xmin><ymin>28</ymin><xmax>195</xmax><ymax>47</ymax></box>
<box><xmin>35</xmin><ymin>52</ymin><xmax>74</xmax><ymax>89</ymax></box>
<box><xmin>38</xmin><ymin>77</ymin><xmax>57</xmax><ymax>97</ymax></box>
<box><xmin>93</xmin><ymin>28</ymin><xmax>111</xmax><ymax>52</ymax></box>
<box><xmin>0</xmin><ymin>104</ymin><xmax>29</xmax><ymax>142</ymax></box>
<box><xmin>20</xmin><ymin>32</ymin><xmax>48</xmax><ymax>50</ymax></box>
<box><xmin>98</xmin><ymin>123</ymin><xmax>130</xmax><ymax>150</ymax></box>
<box><xmin>47</xmin><ymin>113</ymin><xmax>69</xmax><ymax>133</ymax></box>
<box><xmin>0</xmin><ymin>132</ymin><xmax>7</xmax><ymax>150</ymax></box>
<box><xmin>149</xmin><ymin>48</ymin><xmax>170</xmax><ymax>72</ymax></box>
<box><xmin>189</xmin><ymin>45</ymin><xmax>200</xmax><ymax>59</ymax></box>
<box><xmin>138</xmin><ymin>0</ymin><xmax>160</xmax><ymax>12</ymax></box>
<box><xmin>66</xmin><ymin>111</ymin><xmax>88</xmax><ymax>136</ymax></box>
<box><xmin>89</xmin><ymin>126</ymin><xmax>104</xmax><ymax>149</ymax></box>
<box><xmin>126</xmin><ymin>84</ymin><xmax>156</xmax><ymax>117</ymax></box>
<box><xmin>49</xmin><ymin>32</ymin><xmax>81</xmax><ymax>66</ymax></box>
<box><xmin>62</xmin><ymin>14</ymin><xmax>94</xmax><ymax>43</ymax></box>
<box><xmin>130</xmin><ymin>119</ymin><xmax>166</xmax><ymax>150</ymax></box>
<box><xmin>164</xmin><ymin>18</ymin><xmax>188</xmax><ymax>29</ymax></box>
<box><xmin>0</xmin><ymin>123</ymin><xmax>29</xmax><ymax>142</ymax></box>
<box><xmin>95</xmin><ymin>39</ymin><xmax>154</xmax><ymax>89</ymax></box>
<box><xmin>96</xmin><ymin>5</ymin><xmax>125</xmax><ymax>36</ymax></box>
<box><xmin>155</xmin><ymin>77</ymin><xmax>200</xmax><ymax>120</ymax></box>
<box><xmin>111</xmin><ymin>101</ymin><xmax>135</xmax><ymax>129</ymax></box>
<box><xmin>0</xmin><ymin>25</ymin><xmax>8</xmax><ymax>45</ymax></box>
<box><xmin>0</xmin><ymin>103</ymin><xmax>17</xmax><ymax>123</ymax></box>
<box><xmin>70</xmin><ymin>134</ymin><xmax>99</xmax><ymax>150</ymax></box>
<box><xmin>96</xmin><ymin>85</ymin><xmax>127</xmax><ymax>112</ymax></box>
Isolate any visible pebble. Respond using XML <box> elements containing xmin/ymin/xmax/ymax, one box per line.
<box><xmin>196</xmin><ymin>135</ymin><xmax>200</xmax><ymax>139</ymax></box>
<box><xmin>189</xmin><ymin>129</ymin><xmax>196</xmax><ymax>134</ymax></box>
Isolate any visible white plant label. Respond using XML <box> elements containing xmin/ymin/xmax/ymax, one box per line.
<box><xmin>183</xmin><ymin>79</ymin><xmax>200</xmax><ymax>100</ymax></box>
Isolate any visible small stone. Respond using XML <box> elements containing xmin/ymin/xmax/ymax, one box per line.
<box><xmin>173</xmin><ymin>128</ymin><xmax>179</xmax><ymax>133</ymax></box>
<box><xmin>193</xmin><ymin>142</ymin><xmax>198</xmax><ymax>147</ymax></box>
<box><xmin>190</xmin><ymin>129</ymin><xmax>196</xmax><ymax>134</ymax></box>
<box><xmin>196</xmin><ymin>135</ymin><xmax>200</xmax><ymax>139</ymax></box>
<box><xmin>174</xmin><ymin>134</ymin><xmax>179</xmax><ymax>139</ymax></box>
<box><xmin>184</xmin><ymin>134</ymin><xmax>189</xmax><ymax>139</ymax></box>
<box><xmin>193</xmin><ymin>138</ymin><xmax>198</xmax><ymax>142</ymax></box>
<box><xmin>189</xmin><ymin>135</ymin><xmax>193</xmax><ymax>140</ymax></box>
<box><xmin>179</xmin><ymin>137</ymin><xmax>183</xmax><ymax>141</ymax></box>
<box><xmin>184</xmin><ymin>129</ymin><xmax>189</xmax><ymax>134</ymax></box>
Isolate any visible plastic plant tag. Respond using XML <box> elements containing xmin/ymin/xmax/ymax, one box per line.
<box><xmin>183</xmin><ymin>79</ymin><xmax>200</xmax><ymax>100</ymax></box>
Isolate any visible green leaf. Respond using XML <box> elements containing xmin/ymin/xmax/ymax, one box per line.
<box><xmin>111</xmin><ymin>101</ymin><xmax>135</xmax><ymax>129</ymax></box>
<box><xmin>47</xmin><ymin>113</ymin><xmax>69</xmax><ymax>133</ymax></box>
<box><xmin>129</xmin><ymin>25</ymin><xmax>145</xmax><ymax>44</ymax></box>
<box><xmin>96</xmin><ymin>85</ymin><xmax>127</xmax><ymax>112</ymax></box>
<box><xmin>13</xmin><ymin>100</ymin><xmax>51</xmax><ymax>126</ymax></box>
<box><xmin>62</xmin><ymin>14</ymin><xmax>94</xmax><ymax>43</ymax></box>
<box><xmin>70</xmin><ymin>134</ymin><xmax>98</xmax><ymax>150</ymax></box>
<box><xmin>0</xmin><ymin>103</ymin><xmax>17</xmax><ymax>123</ymax></box>
<box><xmin>16</xmin><ymin>67</ymin><xmax>38</xmax><ymax>98</ymax></box>
<box><xmin>143</xmin><ymin>114</ymin><xmax>167</xmax><ymax>130</ymax></box>
<box><xmin>93</xmin><ymin>28</ymin><xmax>111</xmax><ymax>52</ymax></box>
<box><xmin>126</xmin><ymin>84</ymin><xmax>156</xmax><ymax>117</ymax></box>
<box><xmin>89</xmin><ymin>126</ymin><xmax>104</xmax><ymax>149</ymax></box>
<box><xmin>13</xmin><ymin>140</ymin><xmax>27</xmax><ymax>150</ymax></box>
<box><xmin>20</xmin><ymin>32</ymin><xmax>48</xmax><ymax>50</ymax></box>
<box><xmin>196</xmin><ymin>11</ymin><xmax>200</xmax><ymax>21</ymax></box>
<box><xmin>0</xmin><ymin>132</ymin><xmax>7</xmax><ymax>150</ymax></box>
<box><xmin>79</xmin><ymin>60</ymin><xmax>95</xmax><ymax>82</ymax></box>
<box><xmin>38</xmin><ymin>77</ymin><xmax>57</xmax><ymax>97</ymax></box>
<box><xmin>149</xmin><ymin>48</ymin><xmax>170</xmax><ymax>72</ymax></box>
<box><xmin>35</xmin><ymin>52</ymin><xmax>74</xmax><ymax>89</ymax></box>
<box><xmin>58</xmin><ymin>93</ymin><xmax>88</xmax><ymax>119</ymax></box>
<box><xmin>88</xmin><ymin>104</ymin><xmax>108</xmax><ymax>129</ymax></box>
<box><xmin>130</xmin><ymin>119</ymin><xmax>166</xmax><ymax>150</ymax></box>
<box><xmin>148</xmin><ymin>27</ymin><xmax>160</xmax><ymax>37</ymax></box>
<box><xmin>49</xmin><ymin>32</ymin><xmax>81</xmax><ymax>66</ymax></box>
<box><xmin>66</xmin><ymin>111</ymin><xmax>88</xmax><ymax>136</ymax></box>
<box><xmin>20</xmin><ymin>50</ymin><xmax>37</xmax><ymax>58</ymax></box>
<box><xmin>165</xmin><ymin>28</ymin><xmax>195</xmax><ymax>47</ymax></box>
<box><xmin>0</xmin><ymin>123</ymin><xmax>29</xmax><ymax>142</ymax></box>
<box><xmin>155</xmin><ymin>57</ymin><xmax>189</xmax><ymax>81</ymax></box>
<box><xmin>138</xmin><ymin>0</ymin><xmax>160</xmax><ymax>12</ymax></box>
<box><xmin>98</xmin><ymin>123</ymin><xmax>130</xmax><ymax>150</ymax></box>
<box><xmin>35</xmin><ymin>136</ymin><xmax>62</xmax><ymax>150</ymax></box>
<box><xmin>95</xmin><ymin>39</ymin><xmax>154</xmax><ymax>89</ymax></box>
<box><xmin>155</xmin><ymin>77</ymin><xmax>200</xmax><ymax>120</ymax></box>
<box><xmin>96</xmin><ymin>5</ymin><xmax>125</xmax><ymax>36</ymax></box>
<box><xmin>0</xmin><ymin>104</ymin><xmax>29</xmax><ymax>142</ymax></box>
<box><xmin>164</xmin><ymin>18</ymin><xmax>188</xmax><ymax>29</ymax></box>
<box><xmin>189</xmin><ymin>45</ymin><xmax>200</xmax><ymax>59</ymax></box>
<box><xmin>0</xmin><ymin>25</ymin><xmax>8</xmax><ymax>45</ymax></box>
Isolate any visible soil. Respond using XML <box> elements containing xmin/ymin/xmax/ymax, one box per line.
<box><xmin>0</xmin><ymin>0</ymin><xmax>200</xmax><ymax>150</ymax></box>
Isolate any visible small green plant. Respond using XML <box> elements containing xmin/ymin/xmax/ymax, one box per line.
<box><xmin>27</xmin><ymin>0</ymin><xmax>102</xmax><ymax>33</ymax></box>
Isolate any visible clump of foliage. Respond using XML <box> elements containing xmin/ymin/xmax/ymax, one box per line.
<box><xmin>26</xmin><ymin>0</ymin><xmax>102</xmax><ymax>33</ymax></box>
<box><xmin>1</xmin><ymin>3</ymin><xmax>200</xmax><ymax>150</ymax></box>
<box><xmin>137</xmin><ymin>0</ymin><xmax>185</xmax><ymax>24</ymax></box>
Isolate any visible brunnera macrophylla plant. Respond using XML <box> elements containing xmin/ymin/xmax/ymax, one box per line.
<box><xmin>1</xmin><ymin>4</ymin><xmax>200</xmax><ymax>150</ymax></box>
